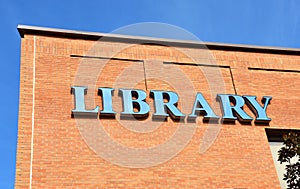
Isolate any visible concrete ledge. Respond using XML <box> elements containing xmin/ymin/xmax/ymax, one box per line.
<box><xmin>17</xmin><ymin>24</ymin><xmax>300</xmax><ymax>55</ymax></box>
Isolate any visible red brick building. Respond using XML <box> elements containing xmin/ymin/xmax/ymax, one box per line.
<box><xmin>16</xmin><ymin>25</ymin><xmax>300</xmax><ymax>188</ymax></box>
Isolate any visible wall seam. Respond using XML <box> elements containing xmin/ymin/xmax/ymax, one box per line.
<box><xmin>29</xmin><ymin>36</ymin><xmax>36</xmax><ymax>189</ymax></box>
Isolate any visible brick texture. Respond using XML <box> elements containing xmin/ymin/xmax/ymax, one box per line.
<box><xmin>15</xmin><ymin>33</ymin><xmax>300</xmax><ymax>188</ymax></box>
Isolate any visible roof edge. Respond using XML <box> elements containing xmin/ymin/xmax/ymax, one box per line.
<box><xmin>17</xmin><ymin>24</ymin><xmax>300</xmax><ymax>55</ymax></box>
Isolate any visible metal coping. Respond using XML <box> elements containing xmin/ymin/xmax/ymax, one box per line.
<box><xmin>17</xmin><ymin>24</ymin><xmax>300</xmax><ymax>55</ymax></box>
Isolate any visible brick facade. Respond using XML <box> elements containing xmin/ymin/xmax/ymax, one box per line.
<box><xmin>15</xmin><ymin>26</ymin><xmax>300</xmax><ymax>188</ymax></box>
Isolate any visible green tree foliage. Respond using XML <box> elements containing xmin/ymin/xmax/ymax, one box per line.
<box><xmin>278</xmin><ymin>132</ymin><xmax>300</xmax><ymax>189</ymax></box>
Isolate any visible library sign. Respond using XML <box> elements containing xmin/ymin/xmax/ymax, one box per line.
<box><xmin>71</xmin><ymin>86</ymin><xmax>272</xmax><ymax>123</ymax></box>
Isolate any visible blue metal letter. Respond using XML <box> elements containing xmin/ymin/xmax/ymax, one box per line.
<box><xmin>243</xmin><ymin>96</ymin><xmax>272</xmax><ymax>123</ymax></box>
<box><xmin>98</xmin><ymin>88</ymin><xmax>116</xmax><ymax>117</ymax></box>
<box><xmin>71</xmin><ymin>86</ymin><xmax>99</xmax><ymax>116</ymax></box>
<box><xmin>119</xmin><ymin>89</ymin><xmax>150</xmax><ymax>118</ymax></box>
<box><xmin>150</xmin><ymin>90</ymin><xmax>185</xmax><ymax>120</ymax></box>
<box><xmin>188</xmin><ymin>93</ymin><xmax>219</xmax><ymax>121</ymax></box>
<box><xmin>217</xmin><ymin>94</ymin><xmax>253</xmax><ymax>122</ymax></box>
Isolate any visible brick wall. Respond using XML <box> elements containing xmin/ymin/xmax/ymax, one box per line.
<box><xmin>15</xmin><ymin>32</ymin><xmax>300</xmax><ymax>188</ymax></box>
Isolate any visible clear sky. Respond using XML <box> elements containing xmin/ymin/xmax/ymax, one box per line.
<box><xmin>0</xmin><ymin>0</ymin><xmax>299</xmax><ymax>188</ymax></box>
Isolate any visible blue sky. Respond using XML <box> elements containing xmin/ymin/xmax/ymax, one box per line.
<box><xmin>0</xmin><ymin>0</ymin><xmax>299</xmax><ymax>188</ymax></box>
